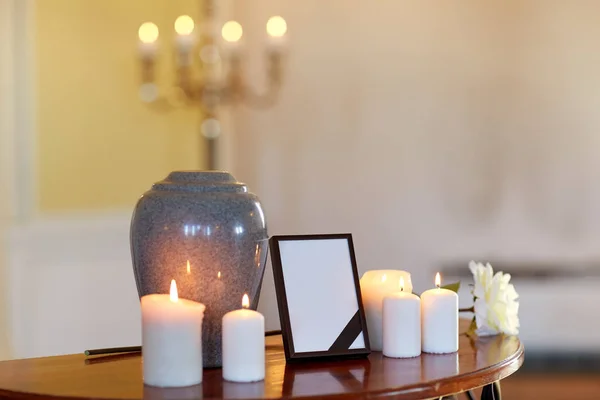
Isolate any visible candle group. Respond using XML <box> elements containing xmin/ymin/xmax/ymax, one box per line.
<box><xmin>366</xmin><ymin>271</ymin><xmax>459</xmax><ymax>358</ymax></box>
<box><xmin>360</xmin><ymin>270</ymin><xmax>413</xmax><ymax>351</ymax></box>
<box><xmin>142</xmin><ymin>278</ymin><xmax>266</xmax><ymax>387</ymax></box>
<box><xmin>140</xmin><ymin>267</ymin><xmax>456</xmax><ymax>387</ymax></box>
<box><xmin>141</xmin><ymin>280</ymin><xmax>206</xmax><ymax>387</ymax></box>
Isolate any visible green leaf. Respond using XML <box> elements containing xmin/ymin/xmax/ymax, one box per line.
<box><xmin>441</xmin><ymin>281</ymin><xmax>461</xmax><ymax>293</ymax></box>
<box><xmin>466</xmin><ymin>316</ymin><xmax>477</xmax><ymax>337</ymax></box>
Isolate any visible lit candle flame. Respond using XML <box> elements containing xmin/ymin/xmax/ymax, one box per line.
<box><xmin>170</xmin><ymin>279</ymin><xmax>179</xmax><ymax>303</ymax></box>
<box><xmin>381</xmin><ymin>273</ymin><xmax>387</xmax><ymax>283</ymax></box>
<box><xmin>217</xmin><ymin>271</ymin><xmax>221</xmax><ymax>279</ymax></box>
<box><xmin>435</xmin><ymin>272</ymin><xmax>441</xmax><ymax>288</ymax></box>
<box><xmin>399</xmin><ymin>276</ymin><xmax>405</xmax><ymax>291</ymax></box>
<box><xmin>186</xmin><ymin>260</ymin><xmax>191</xmax><ymax>274</ymax></box>
<box><xmin>242</xmin><ymin>293</ymin><xmax>250</xmax><ymax>309</ymax></box>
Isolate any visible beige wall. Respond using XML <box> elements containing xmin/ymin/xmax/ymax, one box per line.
<box><xmin>36</xmin><ymin>0</ymin><xmax>203</xmax><ymax>212</ymax></box>
<box><xmin>0</xmin><ymin>0</ymin><xmax>16</xmax><ymax>360</ymax></box>
<box><xmin>234</xmin><ymin>1</ymin><xmax>600</xmax><ymax>332</ymax></box>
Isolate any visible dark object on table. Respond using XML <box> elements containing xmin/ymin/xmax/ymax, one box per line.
<box><xmin>83</xmin><ymin>331</ymin><xmax>283</xmax><ymax>358</ymax></box>
<box><xmin>84</xmin><ymin>346</ymin><xmax>141</xmax><ymax>356</ymax></box>
<box><xmin>130</xmin><ymin>171</ymin><xmax>269</xmax><ymax>368</ymax></box>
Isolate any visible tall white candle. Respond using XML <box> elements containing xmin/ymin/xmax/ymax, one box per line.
<box><xmin>142</xmin><ymin>279</ymin><xmax>206</xmax><ymax>387</ymax></box>
<box><xmin>421</xmin><ymin>273</ymin><xmax>458</xmax><ymax>354</ymax></box>
<box><xmin>222</xmin><ymin>294</ymin><xmax>265</xmax><ymax>382</ymax></box>
<box><xmin>383</xmin><ymin>277</ymin><xmax>421</xmax><ymax>358</ymax></box>
<box><xmin>360</xmin><ymin>270</ymin><xmax>413</xmax><ymax>351</ymax></box>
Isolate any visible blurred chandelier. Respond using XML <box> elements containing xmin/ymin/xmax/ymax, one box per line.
<box><xmin>136</xmin><ymin>1</ymin><xmax>287</xmax><ymax>169</ymax></box>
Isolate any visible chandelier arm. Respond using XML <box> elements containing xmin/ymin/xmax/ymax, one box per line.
<box><xmin>232</xmin><ymin>51</ymin><xmax>284</xmax><ymax>109</ymax></box>
<box><xmin>142</xmin><ymin>95</ymin><xmax>177</xmax><ymax>112</ymax></box>
<box><xmin>236</xmin><ymin>83</ymin><xmax>281</xmax><ymax>109</ymax></box>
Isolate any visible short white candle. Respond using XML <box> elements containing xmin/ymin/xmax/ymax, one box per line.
<box><xmin>222</xmin><ymin>294</ymin><xmax>265</xmax><ymax>382</ymax></box>
<box><xmin>142</xmin><ymin>279</ymin><xmax>206</xmax><ymax>387</ymax></box>
<box><xmin>382</xmin><ymin>277</ymin><xmax>421</xmax><ymax>358</ymax></box>
<box><xmin>421</xmin><ymin>273</ymin><xmax>458</xmax><ymax>354</ymax></box>
<box><xmin>360</xmin><ymin>270</ymin><xmax>413</xmax><ymax>351</ymax></box>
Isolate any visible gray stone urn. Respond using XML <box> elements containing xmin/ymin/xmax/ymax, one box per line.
<box><xmin>130</xmin><ymin>171</ymin><xmax>268</xmax><ymax>368</ymax></box>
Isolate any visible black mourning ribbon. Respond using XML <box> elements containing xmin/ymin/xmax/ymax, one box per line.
<box><xmin>328</xmin><ymin>310</ymin><xmax>363</xmax><ymax>351</ymax></box>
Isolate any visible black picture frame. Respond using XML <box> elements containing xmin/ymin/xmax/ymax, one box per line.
<box><xmin>269</xmin><ymin>233</ymin><xmax>371</xmax><ymax>362</ymax></box>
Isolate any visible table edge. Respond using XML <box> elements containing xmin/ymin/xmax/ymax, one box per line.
<box><xmin>362</xmin><ymin>339</ymin><xmax>525</xmax><ymax>400</ymax></box>
<box><xmin>0</xmin><ymin>339</ymin><xmax>525</xmax><ymax>400</ymax></box>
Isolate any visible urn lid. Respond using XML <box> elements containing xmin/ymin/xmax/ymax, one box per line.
<box><xmin>151</xmin><ymin>171</ymin><xmax>248</xmax><ymax>193</ymax></box>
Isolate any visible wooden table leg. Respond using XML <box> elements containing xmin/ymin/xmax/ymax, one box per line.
<box><xmin>481</xmin><ymin>381</ymin><xmax>501</xmax><ymax>400</ymax></box>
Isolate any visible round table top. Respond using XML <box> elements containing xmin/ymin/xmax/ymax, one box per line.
<box><xmin>0</xmin><ymin>320</ymin><xmax>523</xmax><ymax>400</ymax></box>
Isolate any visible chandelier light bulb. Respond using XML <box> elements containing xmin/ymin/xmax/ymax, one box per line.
<box><xmin>222</xmin><ymin>20</ymin><xmax>243</xmax><ymax>43</ymax></box>
<box><xmin>266</xmin><ymin>16</ymin><xmax>287</xmax><ymax>37</ymax></box>
<box><xmin>174</xmin><ymin>15</ymin><xmax>194</xmax><ymax>35</ymax></box>
<box><xmin>138</xmin><ymin>22</ymin><xmax>159</xmax><ymax>43</ymax></box>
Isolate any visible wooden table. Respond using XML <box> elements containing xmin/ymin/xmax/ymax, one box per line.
<box><xmin>0</xmin><ymin>321</ymin><xmax>523</xmax><ymax>400</ymax></box>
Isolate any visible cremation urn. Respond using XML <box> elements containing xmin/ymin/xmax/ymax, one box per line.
<box><xmin>130</xmin><ymin>171</ymin><xmax>268</xmax><ymax>368</ymax></box>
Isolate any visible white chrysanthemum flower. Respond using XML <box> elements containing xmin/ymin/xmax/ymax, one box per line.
<box><xmin>468</xmin><ymin>261</ymin><xmax>520</xmax><ymax>336</ymax></box>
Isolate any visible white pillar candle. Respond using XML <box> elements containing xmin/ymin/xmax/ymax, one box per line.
<box><xmin>222</xmin><ymin>294</ymin><xmax>265</xmax><ymax>382</ymax></box>
<box><xmin>421</xmin><ymin>273</ymin><xmax>459</xmax><ymax>354</ymax></box>
<box><xmin>360</xmin><ymin>270</ymin><xmax>413</xmax><ymax>351</ymax></box>
<box><xmin>382</xmin><ymin>277</ymin><xmax>421</xmax><ymax>358</ymax></box>
<box><xmin>142</xmin><ymin>279</ymin><xmax>206</xmax><ymax>387</ymax></box>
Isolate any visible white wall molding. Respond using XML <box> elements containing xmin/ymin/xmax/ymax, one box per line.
<box><xmin>7</xmin><ymin>211</ymin><xmax>141</xmax><ymax>359</ymax></box>
<box><xmin>0</xmin><ymin>0</ymin><xmax>18</xmax><ymax>360</ymax></box>
<box><xmin>0</xmin><ymin>0</ymin><xmax>36</xmax><ymax>360</ymax></box>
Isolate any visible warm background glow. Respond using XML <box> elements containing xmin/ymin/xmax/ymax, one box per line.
<box><xmin>174</xmin><ymin>15</ymin><xmax>194</xmax><ymax>35</ymax></box>
<box><xmin>36</xmin><ymin>0</ymin><xmax>201</xmax><ymax>211</ymax></box>
<box><xmin>221</xmin><ymin>20</ymin><xmax>243</xmax><ymax>42</ymax></box>
<box><xmin>138</xmin><ymin>22</ymin><xmax>159</xmax><ymax>43</ymax></box>
<box><xmin>266</xmin><ymin>16</ymin><xmax>287</xmax><ymax>37</ymax></box>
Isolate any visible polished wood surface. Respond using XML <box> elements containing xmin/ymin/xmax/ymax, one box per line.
<box><xmin>0</xmin><ymin>320</ymin><xmax>523</xmax><ymax>400</ymax></box>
